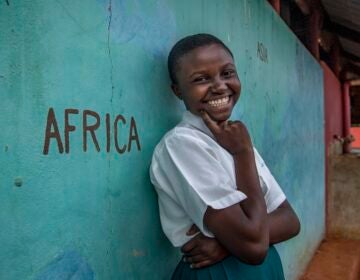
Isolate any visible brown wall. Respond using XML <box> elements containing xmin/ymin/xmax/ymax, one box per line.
<box><xmin>327</xmin><ymin>154</ymin><xmax>360</xmax><ymax>239</ymax></box>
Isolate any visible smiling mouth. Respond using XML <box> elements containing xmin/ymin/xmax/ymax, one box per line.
<box><xmin>207</xmin><ymin>96</ymin><xmax>230</xmax><ymax>108</ymax></box>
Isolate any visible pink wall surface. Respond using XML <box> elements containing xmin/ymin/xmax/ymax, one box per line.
<box><xmin>351</xmin><ymin>127</ymin><xmax>360</xmax><ymax>148</ymax></box>
<box><xmin>322</xmin><ymin>62</ymin><xmax>343</xmax><ymax>155</ymax></box>
<box><xmin>322</xmin><ymin>62</ymin><xmax>343</xmax><ymax>236</ymax></box>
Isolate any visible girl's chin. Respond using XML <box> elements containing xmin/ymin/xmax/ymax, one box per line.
<box><xmin>191</xmin><ymin>108</ymin><xmax>232</xmax><ymax>122</ymax></box>
<box><xmin>208</xmin><ymin>110</ymin><xmax>232</xmax><ymax>122</ymax></box>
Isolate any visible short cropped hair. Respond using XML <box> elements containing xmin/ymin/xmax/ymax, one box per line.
<box><xmin>167</xmin><ymin>33</ymin><xmax>234</xmax><ymax>84</ymax></box>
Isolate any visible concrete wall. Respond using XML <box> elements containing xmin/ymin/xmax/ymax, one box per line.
<box><xmin>0</xmin><ymin>1</ymin><xmax>325</xmax><ymax>279</ymax></box>
<box><xmin>328</xmin><ymin>154</ymin><xmax>360</xmax><ymax>240</ymax></box>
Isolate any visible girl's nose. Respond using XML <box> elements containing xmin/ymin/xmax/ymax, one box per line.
<box><xmin>211</xmin><ymin>77</ymin><xmax>227</xmax><ymax>93</ymax></box>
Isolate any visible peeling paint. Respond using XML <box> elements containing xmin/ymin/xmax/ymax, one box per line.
<box><xmin>14</xmin><ymin>177</ymin><xmax>22</xmax><ymax>187</ymax></box>
<box><xmin>132</xmin><ymin>249</ymin><xmax>146</xmax><ymax>257</ymax></box>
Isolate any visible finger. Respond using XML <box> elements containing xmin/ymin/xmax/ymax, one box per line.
<box><xmin>184</xmin><ymin>254</ymin><xmax>207</xmax><ymax>264</ymax></box>
<box><xmin>181</xmin><ymin>236</ymin><xmax>199</xmax><ymax>253</ymax></box>
<box><xmin>191</xmin><ymin>259</ymin><xmax>213</xmax><ymax>269</ymax></box>
<box><xmin>200</xmin><ymin>111</ymin><xmax>221</xmax><ymax>135</ymax></box>
<box><xmin>218</xmin><ymin>120</ymin><xmax>228</xmax><ymax>129</ymax></box>
<box><xmin>186</xmin><ymin>224</ymin><xmax>200</xmax><ymax>236</ymax></box>
<box><xmin>183</xmin><ymin>244</ymin><xmax>203</xmax><ymax>257</ymax></box>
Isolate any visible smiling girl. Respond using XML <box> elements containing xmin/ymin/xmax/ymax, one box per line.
<box><xmin>150</xmin><ymin>34</ymin><xmax>300</xmax><ymax>279</ymax></box>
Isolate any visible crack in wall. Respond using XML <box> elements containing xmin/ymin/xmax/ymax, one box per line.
<box><xmin>106</xmin><ymin>0</ymin><xmax>114</xmax><ymax>172</ymax></box>
<box><xmin>106</xmin><ymin>3</ymin><xmax>114</xmax><ymax>273</ymax></box>
<box><xmin>107</xmin><ymin>0</ymin><xmax>114</xmax><ymax>106</ymax></box>
<box><xmin>106</xmin><ymin>0</ymin><xmax>114</xmax><ymax>188</ymax></box>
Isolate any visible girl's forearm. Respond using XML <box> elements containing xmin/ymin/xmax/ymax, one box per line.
<box><xmin>233</xmin><ymin>150</ymin><xmax>269</xmax><ymax>241</ymax></box>
<box><xmin>268</xmin><ymin>200</ymin><xmax>301</xmax><ymax>244</ymax></box>
<box><xmin>190</xmin><ymin>200</ymin><xmax>300</xmax><ymax>266</ymax></box>
<box><xmin>234</xmin><ymin>151</ymin><xmax>300</xmax><ymax>245</ymax></box>
<box><xmin>233</xmin><ymin>151</ymin><xmax>268</xmax><ymax>220</ymax></box>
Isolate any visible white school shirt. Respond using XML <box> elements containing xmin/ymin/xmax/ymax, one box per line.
<box><xmin>150</xmin><ymin>111</ymin><xmax>286</xmax><ymax>247</ymax></box>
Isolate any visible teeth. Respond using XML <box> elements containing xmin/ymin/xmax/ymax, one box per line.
<box><xmin>208</xmin><ymin>96</ymin><xmax>230</xmax><ymax>107</ymax></box>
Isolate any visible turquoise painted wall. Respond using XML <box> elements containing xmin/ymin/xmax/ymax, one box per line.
<box><xmin>0</xmin><ymin>0</ymin><xmax>324</xmax><ymax>279</ymax></box>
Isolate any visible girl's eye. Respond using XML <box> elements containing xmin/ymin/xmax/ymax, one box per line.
<box><xmin>222</xmin><ymin>69</ymin><xmax>236</xmax><ymax>78</ymax></box>
<box><xmin>192</xmin><ymin>76</ymin><xmax>208</xmax><ymax>83</ymax></box>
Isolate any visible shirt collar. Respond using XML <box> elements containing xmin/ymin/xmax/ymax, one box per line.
<box><xmin>181</xmin><ymin>110</ymin><xmax>214</xmax><ymax>138</ymax></box>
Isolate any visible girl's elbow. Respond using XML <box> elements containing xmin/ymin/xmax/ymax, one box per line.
<box><xmin>245</xmin><ymin>249</ymin><xmax>268</xmax><ymax>265</ymax></box>
<box><xmin>288</xmin><ymin>213</ymin><xmax>301</xmax><ymax>238</ymax></box>
<box><xmin>292</xmin><ymin>216</ymin><xmax>301</xmax><ymax>237</ymax></box>
<box><xmin>288</xmin><ymin>204</ymin><xmax>301</xmax><ymax>238</ymax></box>
<box><xmin>233</xmin><ymin>242</ymin><xmax>268</xmax><ymax>265</ymax></box>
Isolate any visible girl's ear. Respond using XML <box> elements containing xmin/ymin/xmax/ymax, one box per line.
<box><xmin>171</xmin><ymin>83</ymin><xmax>182</xmax><ymax>100</ymax></box>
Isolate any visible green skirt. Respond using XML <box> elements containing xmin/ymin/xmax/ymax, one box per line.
<box><xmin>171</xmin><ymin>246</ymin><xmax>285</xmax><ymax>280</ymax></box>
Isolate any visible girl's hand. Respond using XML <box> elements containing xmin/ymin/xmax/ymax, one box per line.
<box><xmin>181</xmin><ymin>224</ymin><xmax>229</xmax><ymax>269</ymax></box>
<box><xmin>200</xmin><ymin>111</ymin><xmax>253</xmax><ymax>155</ymax></box>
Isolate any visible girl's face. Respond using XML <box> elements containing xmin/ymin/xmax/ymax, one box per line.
<box><xmin>172</xmin><ymin>44</ymin><xmax>241</xmax><ymax>122</ymax></box>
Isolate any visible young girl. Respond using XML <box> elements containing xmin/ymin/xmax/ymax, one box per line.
<box><xmin>150</xmin><ymin>34</ymin><xmax>300</xmax><ymax>279</ymax></box>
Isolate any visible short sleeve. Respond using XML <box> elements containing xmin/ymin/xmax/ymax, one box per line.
<box><xmin>152</xmin><ymin>133</ymin><xmax>247</xmax><ymax>237</ymax></box>
<box><xmin>254</xmin><ymin>149</ymin><xmax>286</xmax><ymax>213</ymax></box>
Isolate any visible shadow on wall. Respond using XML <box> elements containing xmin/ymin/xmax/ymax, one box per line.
<box><xmin>36</xmin><ymin>250</ymin><xmax>94</xmax><ymax>280</ymax></box>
